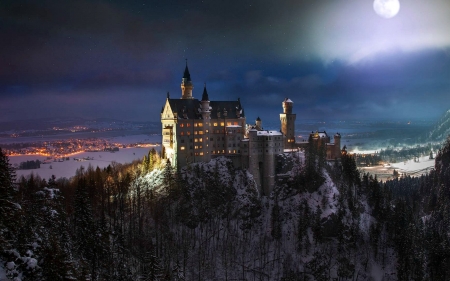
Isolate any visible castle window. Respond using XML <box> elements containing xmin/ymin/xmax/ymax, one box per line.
<box><xmin>187</xmin><ymin>131</ymin><xmax>191</xmax><ymax>135</ymax></box>
<box><xmin>233</xmin><ymin>150</ymin><xmax>236</xmax><ymax>153</ymax></box>
<box><xmin>199</xmin><ymin>138</ymin><xmax>203</xmax><ymax>142</ymax></box>
<box><xmin>199</xmin><ymin>131</ymin><xmax>204</xmax><ymax>135</ymax></box>
<box><xmin>238</xmin><ymin>150</ymin><xmax>240</xmax><ymax>153</ymax></box>
<box><xmin>210</xmin><ymin>137</ymin><xmax>213</xmax><ymax>141</ymax></box>
<box><xmin>194</xmin><ymin>123</ymin><xmax>198</xmax><ymax>127</ymax></box>
<box><xmin>195</xmin><ymin>146</ymin><xmax>198</xmax><ymax>149</ymax></box>
<box><xmin>194</xmin><ymin>131</ymin><xmax>198</xmax><ymax>135</ymax></box>
<box><xmin>197</xmin><ymin>123</ymin><xmax>203</xmax><ymax>127</ymax></box>
<box><xmin>200</xmin><ymin>152</ymin><xmax>204</xmax><ymax>156</ymax></box>
<box><xmin>181</xmin><ymin>139</ymin><xmax>185</xmax><ymax>143</ymax></box>
<box><xmin>180</xmin><ymin>132</ymin><xmax>184</xmax><ymax>136</ymax></box>
<box><xmin>206</xmin><ymin>129</ymin><xmax>209</xmax><ymax>133</ymax></box>
<box><xmin>194</xmin><ymin>138</ymin><xmax>198</xmax><ymax>142</ymax></box>
<box><xmin>180</xmin><ymin>124</ymin><xmax>184</xmax><ymax>128</ymax></box>
<box><xmin>180</xmin><ymin>146</ymin><xmax>185</xmax><ymax>150</ymax></box>
<box><xmin>190</xmin><ymin>146</ymin><xmax>192</xmax><ymax>149</ymax></box>
<box><xmin>234</xmin><ymin>122</ymin><xmax>238</xmax><ymax>125</ymax></box>
<box><xmin>187</xmin><ymin>123</ymin><xmax>191</xmax><ymax>127</ymax></box>
<box><xmin>220</xmin><ymin>122</ymin><xmax>225</xmax><ymax>126</ymax></box>
<box><xmin>227</xmin><ymin>122</ymin><xmax>231</xmax><ymax>126</ymax></box>
<box><xmin>214</xmin><ymin>122</ymin><xmax>218</xmax><ymax>126</ymax></box>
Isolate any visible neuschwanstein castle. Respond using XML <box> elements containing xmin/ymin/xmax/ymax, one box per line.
<box><xmin>161</xmin><ymin>63</ymin><xmax>341</xmax><ymax>195</ymax></box>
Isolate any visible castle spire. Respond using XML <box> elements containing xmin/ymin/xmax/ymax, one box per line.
<box><xmin>181</xmin><ymin>59</ymin><xmax>194</xmax><ymax>99</ymax></box>
<box><xmin>183</xmin><ymin>59</ymin><xmax>191</xmax><ymax>81</ymax></box>
<box><xmin>201</xmin><ymin>83</ymin><xmax>209</xmax><ymax>101</ymax></box>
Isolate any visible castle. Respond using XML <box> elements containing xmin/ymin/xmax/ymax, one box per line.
<box><xmin>161</xmin><ymin>63</ymin><xmax>341</xmax><ymax>195</ymax></box>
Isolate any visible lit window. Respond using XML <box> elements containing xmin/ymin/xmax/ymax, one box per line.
<box><xmin>187</xmin><ymin>123</ymin><xmax>191</xmax><ymax>127</ymax></box>
<box><xmin>227</xmin><ymin>122</ymin><xmax>231</xmax><ymax>126</ymax></box>
<box><xmin>206</xmin><ymin>129</ymin><xmax>209</xmax><ymax>133</ymax></box>
<box><xmin>220</xmin><ymin>122</ymin><xmax>225</xmax><ymax>126</ymax></box>
<box><xmin>199</xmin><ymin>131</ymin><xmax>204</xmax><ymax>135</ymax></box>
<box><xmin>199</xmin><ymin>138</ymin><xmax>203</xmax><ymax>142</ymax></box>
<box><xmin>180</xmin><ymin>146</ymin><xmax>185</xmax><ymax>150</ymax></box>
<box><xmin>195</xmin><ymin>138</ymin><xmax>198</xmax><ymax>142</ymax></box>
<box><xmin>198</xmin><ymin>123</ymin><xmax>203</xmax><ymax>127</ymax></box>
<box><xmin>180</xmin><ymin>124</ymin><xmax>184</xmax><ymax>128</ymax></box>
<box><xmin>213</xmin><ymin>123</ymin><xmax>218</xmax><ymax>126</ymax></box>
<box><xmin>180</xmin><ymin>132</ymin><xmax>184</xmax><ymax>136</ymax></box>
<box><xmin>194</xmin><ymin>131</ymin><xmax>198</xmax><ymax>135</ymax></box>
<box><xmin>194</xmin><ymin>123</ymin><xmax>198</xmax><ymax>127</ymax></box>
<box><xmin>234</xmin><ymin>122</ymin><xmax>238</xmax><ymax>125</ymax></box>
<box><xmin>200</xmin><ymin>152</ymin><xmax>204</xmax><ymax>155</ymax></box>
<box><xmin>187</xmin><ymin>131</ymin><xmax>191</xmax><ymax>135</ymax></box>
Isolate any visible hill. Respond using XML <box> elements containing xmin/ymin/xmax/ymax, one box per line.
<box><xmin>2</xmin><ymin>141</ymin><xmax>450</xmax><ymax>280</ymax></box>
<box><xmin>429</xmin><ymin>109</ymin><xmax>450</xmax><ymax>140</ymax></box>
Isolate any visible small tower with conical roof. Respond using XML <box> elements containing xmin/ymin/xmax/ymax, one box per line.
<box><xmin>181</xmin><ymin>60</ymin><xmax>194</xmax><ymax>99</ymax></box>
<box><xmin>280</xmin><ymin>98</ymin><xmax>296</xmax><ymax>148</ymax></box>
<box><xmin>201</xmin><ymin>84</ymin><xmax>210</xmax><ymax>120</ymax></box>
<box><xmin>255</xmin><ymin>116</ymin><xmax>262</xmax><ymax>130</ymax></box>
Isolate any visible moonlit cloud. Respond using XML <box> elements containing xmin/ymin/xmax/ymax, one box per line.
<box><xmin>300</xmin><ymin>0</ymin><xmax>450</xmax><ymax>63</ymax></box>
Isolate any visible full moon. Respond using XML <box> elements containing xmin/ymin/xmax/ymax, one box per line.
<box><xmin>373</xmin><ymin>0</ymin><xmax>400</xmax><ymax>19</ymax></box>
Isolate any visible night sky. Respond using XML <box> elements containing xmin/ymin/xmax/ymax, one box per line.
<box><xmin>2</xmin><ymin>0</ymin><xmax>450</xmax><ymax>123</ymax></box>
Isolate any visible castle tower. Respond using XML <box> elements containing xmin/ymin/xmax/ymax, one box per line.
<box><xmin>280</xmin><ymin>98</ymin><xmax>296</xmax><ymax>148</ymax></box>
<box><xmin>201</xmin><ymin>84</ymin><xmax>211</xmax><ymax>120</ymax></box>
<box><xmin>333</xmin><ymin>133</ymin><xmax>341</xmax><ymax>159</ymax></box>
<box><xmin>255</xmin><ymin>117</ymin><xmax>262</xmax><ymax>130</ymax></box>
<box><xmin>181</xmin><ymin>60</ymin><xmax>194</xmax><ymax>99</ymax></box>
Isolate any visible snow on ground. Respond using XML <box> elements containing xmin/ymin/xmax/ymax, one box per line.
<box><xmin>109</xmin><ymin>134</ymin><xmax>160</xmax><ymax>145</ymax></box>
<box><xmin>361</xmin><ymin>155</ymin><xmax>435</xmax><ymax>181</ymax></box>
<box><xmin>9</xmin><ymin>147</ymin><xmax>155</xmax><ymax>180</ymax></box>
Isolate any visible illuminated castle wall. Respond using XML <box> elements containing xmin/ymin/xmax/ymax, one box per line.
<box><xmin>161</xmin><ymin>63</ymin><xmax>341</xmax><ymax>195</ymax></box>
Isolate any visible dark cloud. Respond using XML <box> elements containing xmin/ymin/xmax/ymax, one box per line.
<box><xmin>1</xmin><ymin>0</ymin><xmax>450</xmax><ymax>122</ymax></box>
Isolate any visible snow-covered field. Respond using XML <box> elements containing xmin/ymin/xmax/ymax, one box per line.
<box><xmin>360</xmin><ymin>155</ymin><xmax>435</xmax><ymax>181</ymax></box>
<box><xmin>9</xmin><ymin>146</ymin><xmax>157</xmax><ymax>180</ymax></box>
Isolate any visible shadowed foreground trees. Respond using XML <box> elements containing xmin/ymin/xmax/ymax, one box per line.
<box><xmin>2</xmin><ymin>139</ymin><xmax>450</xmax><ymax>279</ymax></box>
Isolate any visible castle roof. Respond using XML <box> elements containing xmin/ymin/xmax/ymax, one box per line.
<box><xmin>166</xmin><ymin>98</ymin><xmax>244</xmax><ymax>119</ymax></box>
<box><xmin>183</xmin><ymin>61</ymin><xmax>191</xmax><ymax>81</ymax></box>
<box><xmin>257</xmin><ymin>130</ymin><xmax>283</xmax><ymax>136</ymax></box>
<box><xmin>283</xmin><ymin>98</ymin><xmax>293</xmax><ymax>103</ymax></box>
<box><xmin>201</xmin><ymin>84</ymin><xmax>209</xmax><ymax>101</ymax></box>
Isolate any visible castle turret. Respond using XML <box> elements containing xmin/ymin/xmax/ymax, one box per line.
<box><xmin>255</xmin><ymin>116</ymin><xmax>262</xmax><ymax>130</ymax></box>
<box><xmin>280</xmin><ymin>98</ymin><xmax>296</xmax><ymax>148</ymax></box>
<box><xmin>201</xmin><ymin>84</ymin><xmax>211</xmax><ymax>120</ymax></box>
<box><xmin>181</xmin><ymin>60</ymin><xmax>194</xmax><ymax>99</ymax></box>
<box><xmin>333</xmin><ymin>133</ymin><xmax>341</xmax><ymax>159</ymax></box>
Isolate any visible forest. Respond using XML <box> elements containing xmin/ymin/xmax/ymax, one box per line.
<box><xmin>1</xmin><ymin>138</ymin><xmax>450</xmax><ymax>280</ymax></box>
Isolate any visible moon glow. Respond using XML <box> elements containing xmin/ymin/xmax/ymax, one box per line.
<box><xmin>373</xmin><ymin>0</ymin><xmax>400</xmax><ymax>19</ymax></box>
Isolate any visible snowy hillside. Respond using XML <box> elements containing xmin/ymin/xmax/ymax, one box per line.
<box><xmin>429</xmin><ymin>109</ymin><xmax>450</xmax><ymax>140</ymax></box>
